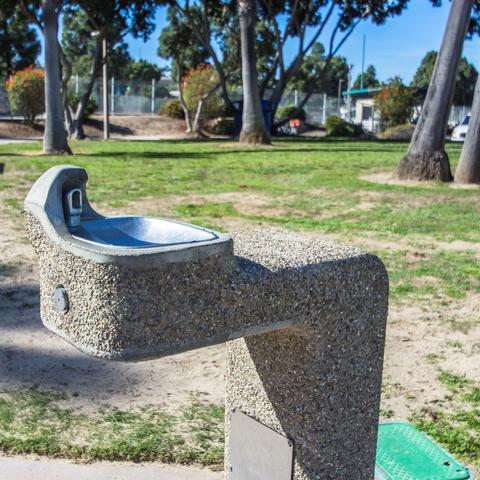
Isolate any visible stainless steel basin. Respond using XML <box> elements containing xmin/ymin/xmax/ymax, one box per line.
<box><xmin>70</xmin><ymin>216</ymin><xmax>218</xmax><ymax>248</ymax></box>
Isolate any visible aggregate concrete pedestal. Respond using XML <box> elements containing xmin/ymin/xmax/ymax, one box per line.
<box><xmin>25</xmin><ymin>166</ymin><xmax>389</xmax><ymax>480</ymax></box>
<box><xmin>226</xmin><ymin>232</ymin><xmax>388</xmax><ymax>480</ymax></box>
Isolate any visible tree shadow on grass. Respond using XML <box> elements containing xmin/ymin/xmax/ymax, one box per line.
<box><xmin>71</xmin><ymin>147</ymin><xmax>406</xmax><ymax>161</ymax></box>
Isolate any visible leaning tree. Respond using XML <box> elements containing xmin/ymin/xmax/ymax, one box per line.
<box><xmin>238</xmin><ymin>0</ymin><xmax>270</xmax><ymax>144</ymax></box>
<box><xmin>454</xmin><ymin>73</ymin><xmax>480</xmax><ymax>183</ymax></box>
<box><xmin>398</xmin><ymin>0</ymin><xmax>474</xmax><ymax>181</ymax></box>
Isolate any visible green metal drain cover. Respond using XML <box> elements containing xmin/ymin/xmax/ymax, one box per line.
<box><xmin>375</xmin><ymin>422</ymin><xmax>471</xmax><ymax>480</ymax></box>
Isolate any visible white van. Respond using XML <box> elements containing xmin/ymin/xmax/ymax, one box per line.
<box><xmin>451</xmin><ymin>114</ymin><xmax>470</xmax><ymax>141</ymax></box>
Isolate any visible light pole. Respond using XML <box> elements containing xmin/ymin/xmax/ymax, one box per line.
<box><xmin>91</xmin><ymin>30</ymin><xmax>109</xmax><ymax>140</ymax></box>
<box><xmin>337</xmin><ymin>79</ymin><xmax>343</xmax><ymax>116</ymax></box>
<box><xmin>347</xmin><ymin>64</ymin><xmax>353</xmax><ymax>122</ymax></box>
<box><xmin>360</xmin><ymin>34</ymin><xmax>366</xmax><ymax>90</ymax></box>
<box><xmin>102</xmin><ymin>34</ymin><xmax>109</xmax><ymax>140</ymax></box>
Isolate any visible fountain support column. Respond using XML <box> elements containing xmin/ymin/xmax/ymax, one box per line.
<box><xmin>225</xmin><ymin>235</ymin><xmax>388</xmax><ymax>480</ymax></box>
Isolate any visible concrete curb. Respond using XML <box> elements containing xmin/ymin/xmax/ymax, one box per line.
<box><xmin>0</xmin><ymin>457</ymin><xmax>223</xmax><ymax>480</ymax></box>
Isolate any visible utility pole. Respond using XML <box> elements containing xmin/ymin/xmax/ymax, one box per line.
<box><xmin>111</xmin><ymin>76</ymin><xmax>115</xmax><ymax>114</ymax></box>
<box><xmin>151</xmin><ymin>78</ymin><xmax>156</xmax><ymax>115</ymax></box>
<box><xmin>322</xmin><ymin>93</ymin><xmax>327</xmax><ymax>125</ymax></box>
<box><xmin>337</xmin><ymin>79</ymin><xmax>343</xmax><ymax>116</ymax></box>
<box><xmin>102</xmin><ymin>34</ymin><xmax>109</xmax><ymax>140</ymax></box>
<box><xmin>347</xmin><ymin>64</ymin><xmax>353</xmax><ymax>122</ymax></box>
<box><xmin>360</xmin><ymin>34</ymin><xmax>366</xmax><ymax>90</ymax></box>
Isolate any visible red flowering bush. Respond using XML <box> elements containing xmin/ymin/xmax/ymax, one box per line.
<box><xmin>182</xmin><ymin>64</ymin><xmax>223</xmax><ymax>120</ymax></box>
<box><xmin>5</xmin><ymin>66</ymin><xmax>45</xmax><ymax>125</ymax></box>
<box><xmin>374</xmin><ymin>77</ymin><xmax>415</xmax><ymax>130</ymax></box>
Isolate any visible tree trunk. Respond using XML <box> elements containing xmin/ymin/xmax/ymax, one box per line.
<box><xmin>398</xmin><ymin>0</ymin><xmax>473</xmax><ymax>181</ymax></box>
<box><xmin>190</xmin><ymin>82</ymin><xmax>221</xmax><ymax>137</ymax></box>
<box><xmin>238</xmin><ymin>0</ymin><xmax>270</xmax><ymax>145</ymax></box>
<box><xmin>41</xmin><ymin>0</ymin><xmax>71</xmax><ymax>154</ymax></box>
<box><xmin>455</xmin><ymin>73</ymin><xmax>480</xmax><ymax>183</ymax></box>
<box><xmin>70</xmin><ymin>35</ymin><xmax>103</xmax><ymax>140</ymax></box>
<box><xmin>58</xmin><ymin>43</ymin><xmax>74</xmax><ymax>136</ymax></box>
<box><xmin>175</xmin><ymin>60</ymin><xmax>193</xmax><ymax>133</ymax></box>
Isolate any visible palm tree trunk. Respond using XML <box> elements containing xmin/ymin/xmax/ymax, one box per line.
<box><xmin>42</xmin><ymin>0</ymin><xmax>71</xmax><ymax>154</ymax></box>
<box><xmin>238</xmin><ymin>0</ymin><xmax>270</xmax><ymax>145</ymax></box>
<box><xmin>398</xmin><ymin>0</ymin><xmax>473</xmax><ymax>181</ymax></box>
<box><xmin>455</xmin><ymin>74</ymin><xmax>480</xmax><ymax>183</ymax></box>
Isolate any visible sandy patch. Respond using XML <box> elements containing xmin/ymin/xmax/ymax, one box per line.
<box><xmin>382</xmin><ymin>296</ymin><xmax>480</xmax><ymax>419</ymax></box>
<box><xmin>363</xmin><ymin>171</ymin><xmax>480</xmax><ymax>191</ymax></box>
<box><xmin>98</xmin><ymin>191</ymin><xmax>297</xmax><ymax>220</ymax></box>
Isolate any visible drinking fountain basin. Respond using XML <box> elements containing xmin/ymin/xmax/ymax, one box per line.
<box><xmin>70</xmin><ymin>216</ymin><xmax>218</xmax><ymax>248</ymax></box>
<box><xmin>24</xmin><ymin>165</ymin><xmax>231</xmax><ymax>266</ymax></box>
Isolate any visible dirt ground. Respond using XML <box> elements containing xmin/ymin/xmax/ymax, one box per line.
<box><xmin>0</xmin><ymin>116</ymin><xmax>188</xmax><ymax>140</ymax></box>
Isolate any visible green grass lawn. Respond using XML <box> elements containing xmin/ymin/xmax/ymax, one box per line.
<box><xmin>0</xmin><ymin>137</ymin><xmax>476</xmax><ymax>240</ymax></box>
<box><xmin>1</xmin><ymin>137</ymin><xmax>480</xmax><ymax>468</ymax></box>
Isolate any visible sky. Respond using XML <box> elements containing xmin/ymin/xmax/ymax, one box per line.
<box><xmin>122</xmin><ymin>0</ymin><xmax>480</xmax><ymax>85</ymax></box>
<box><xmin>36</xmin><ymin>0</ymin><xmax>480</xmax><ymax>84</ymax></box>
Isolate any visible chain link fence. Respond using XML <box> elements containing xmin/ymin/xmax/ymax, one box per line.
<box><xmin>0</xmin><ymin>74</ymin><xmax>473</xmax><ymax>130</ymax></box>
<box><xmin>67</xmin><ymin>77</ymin><xmax>176</xmax><ymax>116</ymax></box>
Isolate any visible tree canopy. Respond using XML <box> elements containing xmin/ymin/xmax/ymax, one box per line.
<box><xmin>352</xmin><ymin>65</ymin><xmax>380</xmax><ymax>90</ymax></box>
<box><xmin>159</xmin><ymin>0</ymin><xmax>409</xmax><ymax>122</ymax></box>
<box><xmin>289</xmin><ymin>43</ymin><xmax>349</xmax><ymax>97</ymax></box>
<box><xmin>411</xmin><ymin>50</ymin><xmax>478</xmax><ymax>105</ymax></box>
<box><xmin>157</xmin><ymin>7</ymin><xmax>209</xmax><ymax>81</ymax></box>
<box><xmin>0</xmin><ymin>1</ymin><xmax>40</xmax><ymax>78</ymax></box>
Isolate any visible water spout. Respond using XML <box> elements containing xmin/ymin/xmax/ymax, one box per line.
<box><xmin>65</xmin><ymin>188</ymin><xmax>82</xmax><ymax>227</ymax></box>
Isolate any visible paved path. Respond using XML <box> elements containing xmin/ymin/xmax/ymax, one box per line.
<box><xmin>0</xmin><ymin>457</ymin><xmax>223</xmax><ymax>480</ymax></box>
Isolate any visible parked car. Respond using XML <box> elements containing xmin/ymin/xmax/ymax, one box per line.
<box><xmin>451</xmin><ymin>114</ymin><xmax>470</xmax><ymax>141</ymax></box>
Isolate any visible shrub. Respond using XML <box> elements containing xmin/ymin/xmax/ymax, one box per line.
<box><xmin>380</xmin><ymin>123</ymin><xmax>415</xmax><ymax>141</ymax></box>
<box><xmin>325</xmin><ymin>115</ymin><xmax>363</xmax><ymax>137</ymax></box>
<box><xmin>5</xmin><ymin>66</ymin><xmax>45</xmax><ymax>125</ymax></box>
<box><xmin>68</xmin><ymin>94</ymin><xmax>97</xmax><ymax>120</ymax></box>
<box><xmin>182</xmin><ymin>65</ymin><xmax>223</xmax><ymax>120</ymax></box>
<box><xmin>276</xmin><ymin>105</ymin><xmax>306</xmax><ymax>121</ymax></box>
<box><xmin>374</xmin><ymin>77</ymin><xmax>415</xmax><ymax>129</ymax></box>
<box><xmin>160</xmin><ymin>99</ymin><xmax>184</xmax><ymax>119</ymax></box>
<box><xmin>325</xmin><ymin>115</ymin><xmax>344</xmax><ymax>131</ymax></box>
<box><xmin>209</xmin><ymin>117</ymin><xmax>235</xmax><ymax>135</ymax></box>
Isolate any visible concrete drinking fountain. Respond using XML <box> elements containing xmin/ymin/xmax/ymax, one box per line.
<box><xmin>25</xmin><ymin>165</ymin><xmax>389</xmax><ymax>479</ymax></box>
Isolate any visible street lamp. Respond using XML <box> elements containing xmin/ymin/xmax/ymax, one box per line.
<box><xmin>337</xmin><ymin>79</ymin><xmax>343</xmax><ymax>116</ymax></box>
<box><xmin>91</xmin><ymin>31</ymin><xmax>109</xmax><ymax>140</ymax></box>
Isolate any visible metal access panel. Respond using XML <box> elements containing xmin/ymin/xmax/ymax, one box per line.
<box><xmin>229</xmin><ymin>409</ymin><xmax>294</xmax><ymax>480</ymax></box>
